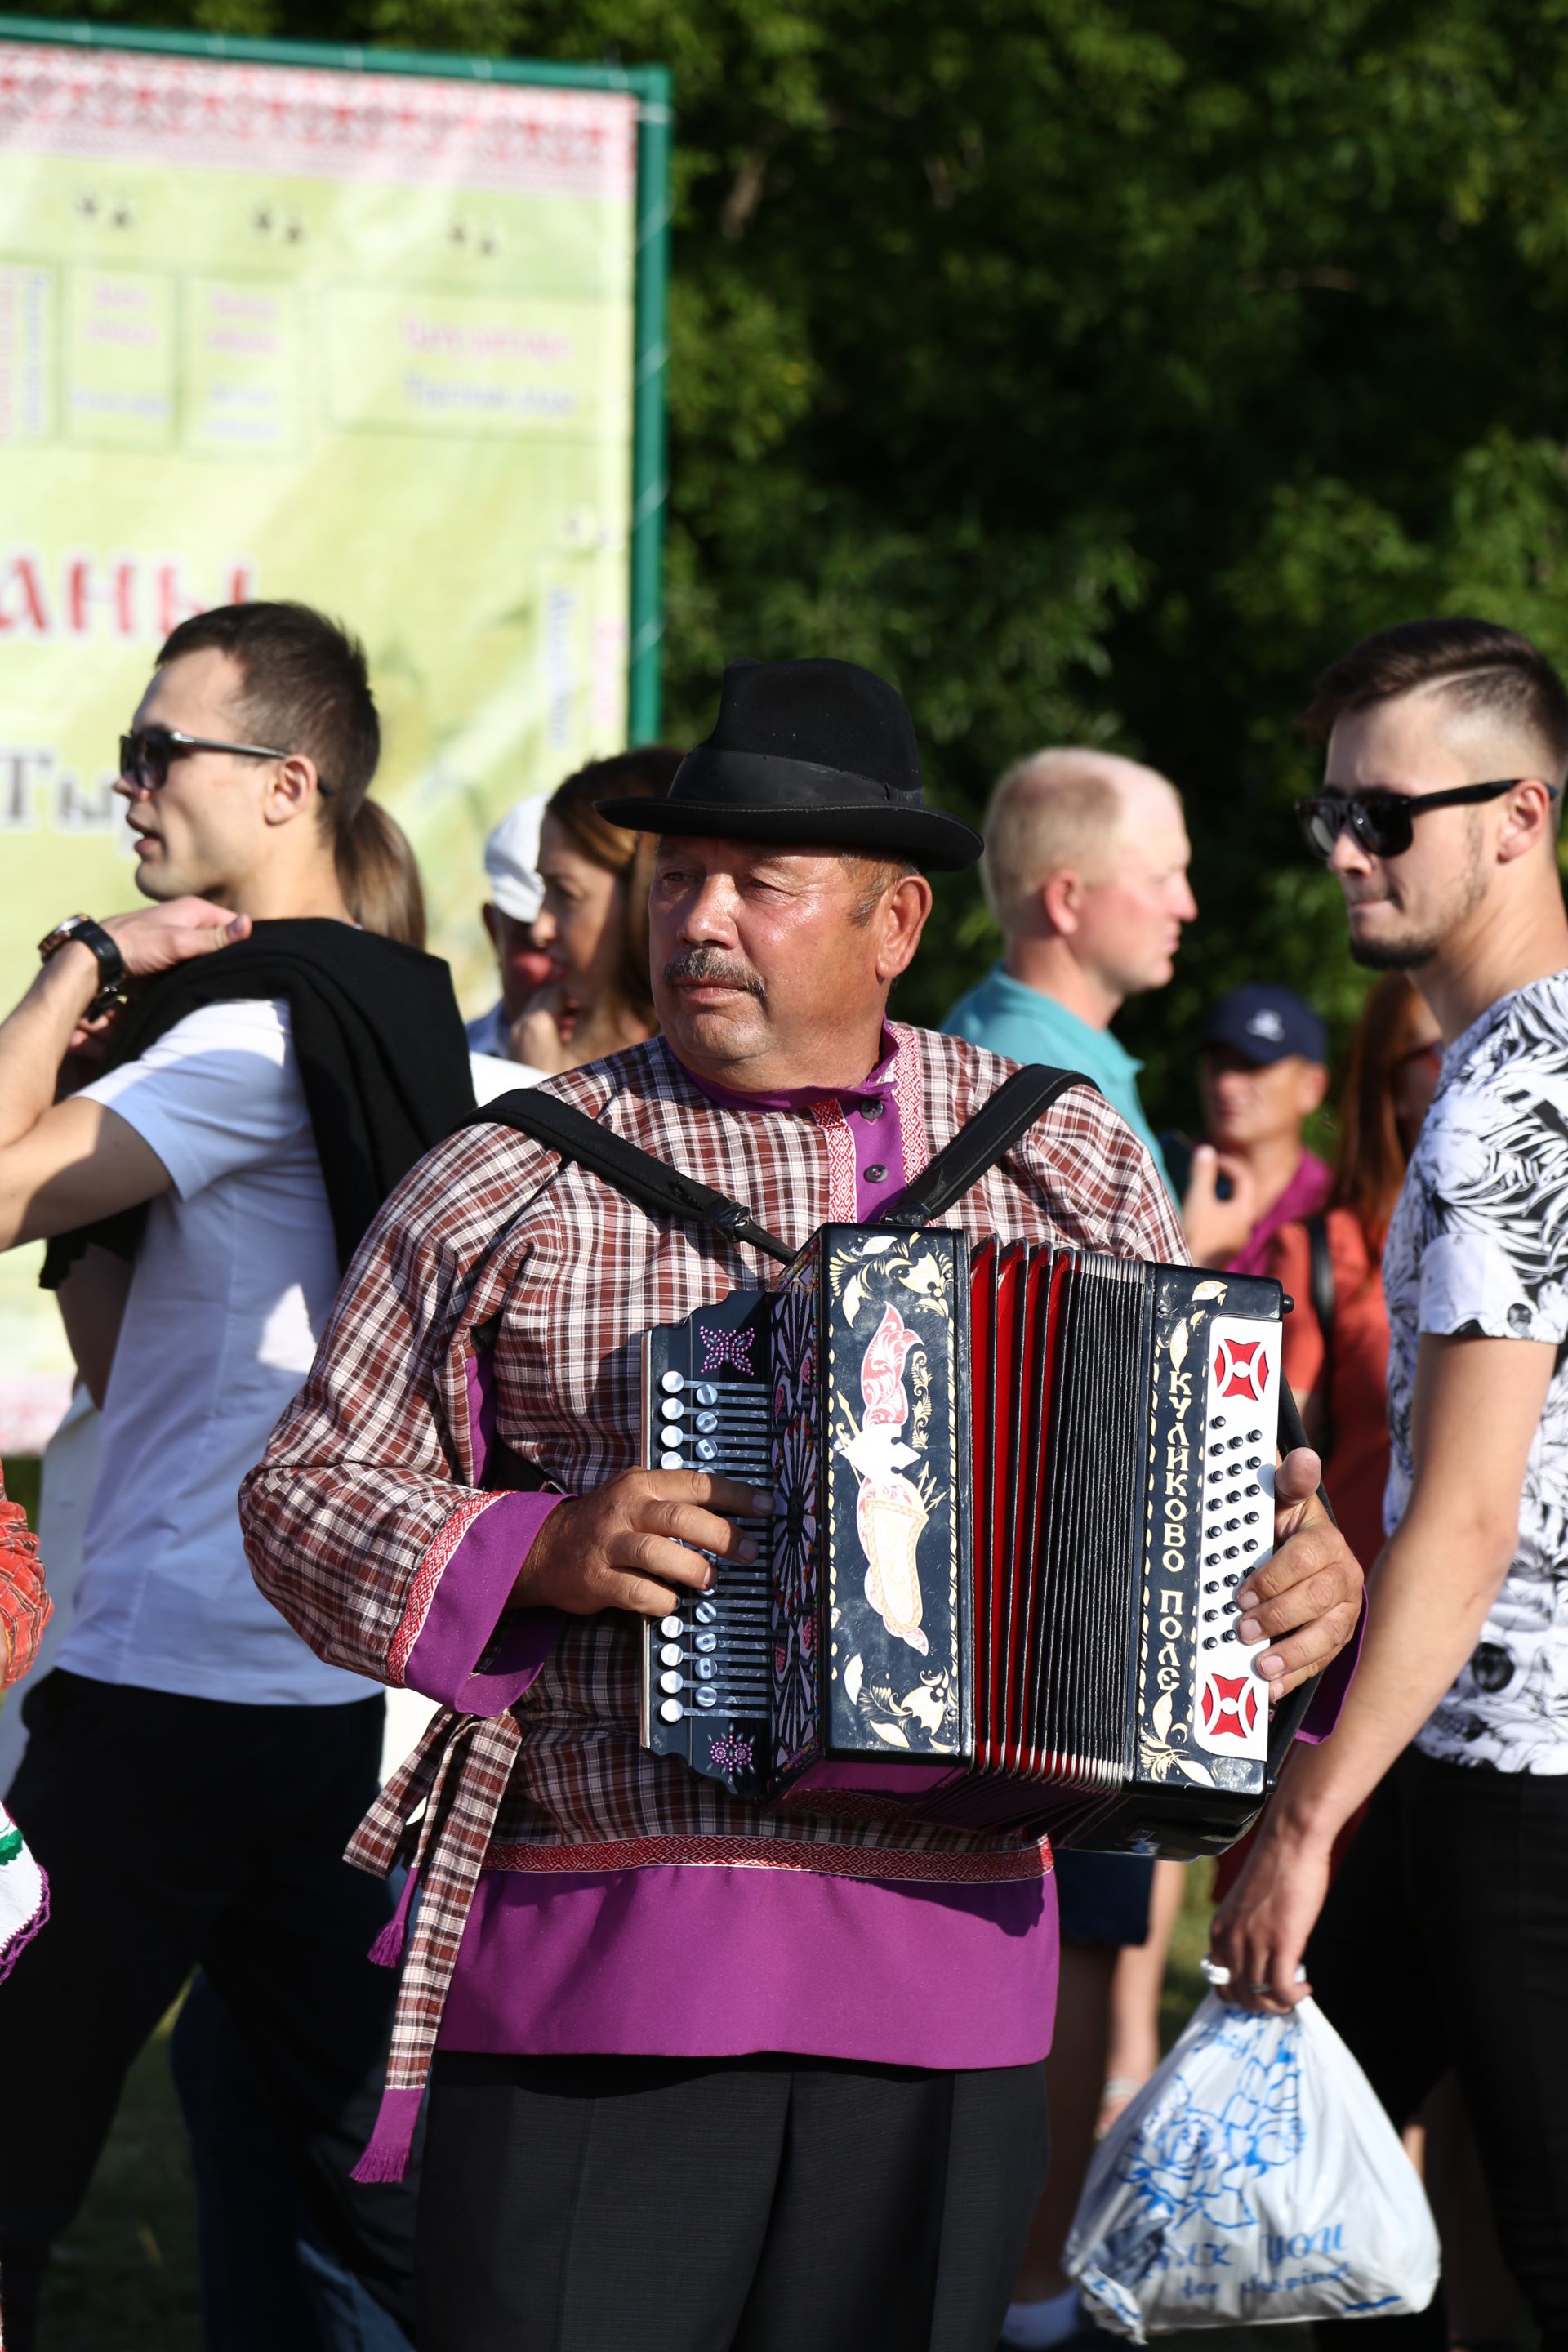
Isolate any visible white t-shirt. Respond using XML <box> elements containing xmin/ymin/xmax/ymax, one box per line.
<box><xmin>62</xmin><ymin>999</ymin><xmax>365</xmax><ymax>1705</ymax></box>
<box><xmin>1383</xmin><ymin>967</ymin><xmax>1568</xmax><ymax>1774</ymax></box>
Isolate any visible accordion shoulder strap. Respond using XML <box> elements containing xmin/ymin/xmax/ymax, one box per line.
<box><xmin>466</xmin><ymin>1087</ymin><xmax>795</xmax><ymax>1265</ymax></box>
<box><xmin>878</xmin><ymin>1062</ymin><xmax>1100</xmax><ymax>1230</ymax></box>
<box><xmin>466</xmin><ymin>1059</ymin><xmax>1097</xmax><ymax>1263</ymax></box>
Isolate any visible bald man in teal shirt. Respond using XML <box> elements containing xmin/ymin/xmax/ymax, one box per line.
<box><xmin>944</xmin><ymin>746</ymin><xmax>1196</xmax><ymax>1202</ymax></box>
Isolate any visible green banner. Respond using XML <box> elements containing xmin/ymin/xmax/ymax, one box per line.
<box><xmin>0</xmin><ymin>20</ymin><xmax>669</xmax><ymax>1446</ymax></box>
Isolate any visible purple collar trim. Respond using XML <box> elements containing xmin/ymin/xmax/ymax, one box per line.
<box><xmin>666</xmin><ymin>1025</ymin><xmax>902</xmax><ymax>1116</ymax></box>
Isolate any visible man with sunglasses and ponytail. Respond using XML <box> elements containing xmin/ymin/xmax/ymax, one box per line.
<box><xmin>1215</xmin><ymin>617</ymin><xmax>1568</xmax><ymax>2350</ymax></box>
<box><xmin>0</xmin><ymin>602</ymin><xmax>471</xmax><ymax>2350</ymax></box>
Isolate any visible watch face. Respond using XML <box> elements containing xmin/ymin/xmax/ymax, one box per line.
<box><xmin>38</xmin><ymin>915</ymin><xmax>88</xmax><ymax>958</ymax></box>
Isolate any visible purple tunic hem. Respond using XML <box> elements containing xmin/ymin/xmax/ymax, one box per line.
<box><xmin>441</xmin><ymin>1864</ymin><xmax>1058</xmax><ymax>2071</ymax></box>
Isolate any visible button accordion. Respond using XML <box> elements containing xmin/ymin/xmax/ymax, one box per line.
<box><xmin>639</xmin><ymin>1223</ymin><xmax>1294</xmax><ymax>1858</ymax></box>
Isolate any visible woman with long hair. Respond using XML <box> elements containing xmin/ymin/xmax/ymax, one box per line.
<box><xmin>1263</xmin><ymin>970</ymin><xmax>1442</xmax><ymax>1571</ymax></box>
<box><xmin>512</xmin><ymin>746</ymin><xmax>682</xmax><ymax>1073</ymax></box>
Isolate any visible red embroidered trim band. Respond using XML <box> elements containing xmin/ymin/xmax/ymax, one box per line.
<box><xmin>483</xmin><ymin>1832</ymin><xmax>1052</xmax><ymax>1883</ymax></box>
<box><xmin>386</xmin><ymin>1494</ymin><xmax>501</xmax><ymax>1685</ymax></box>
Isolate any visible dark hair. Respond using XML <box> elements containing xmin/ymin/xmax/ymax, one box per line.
<box><xmin>1302</xmin><ymin>617</ymin><xmax>1568</xmax><ymax>784</ymax></box>
<box><xmin>1329</xmin><ymin>972</ymin><xmax>1433</xmax><ymax>1249</ymax></box>
<box><xmin>155</xmin><ymin>600</ymin><xmax>403</xmax><ymax>918</ymax></box>
<box><xmin>544</xmin><ymin>746</ymin><xmax>684</xmax><ymax>1024</ymax></box>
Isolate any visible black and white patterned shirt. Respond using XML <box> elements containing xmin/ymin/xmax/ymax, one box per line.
<box><xmin>1383</xmin><ymin>968</ymin><xmax>1568</xmax><ymax>1773</ymax></box>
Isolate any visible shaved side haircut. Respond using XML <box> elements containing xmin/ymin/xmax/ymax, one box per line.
<box><xmin>980</xmin><ymin>749</ymin><xmax>1173</xmax><ymax>931</ymax></box>
<box><xmin>1303</xmin><ymin>618</ymin><xmax>1568</xmax><ymax>812</ymax></box>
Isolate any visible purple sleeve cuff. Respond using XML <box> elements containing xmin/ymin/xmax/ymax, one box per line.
<box><xmin>402</xmin><ymin>1490</ymin><xmax>567</xmax><ymax>1715</ymax></box>
<box><xmin>1292</xmin><ymin>1594</ymin><xmax>1366</xmax><ymax>1744</ymax></box>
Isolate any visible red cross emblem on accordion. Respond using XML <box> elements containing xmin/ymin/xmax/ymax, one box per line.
<box><xmin>1200</xmin><ymin>1672</ymin><xmax>1261</xmax><ymax>1742</ymax></box>
<box><xmin>1214</xmin><ymin>1334</ymin><xmax>1268</xmax><ymax>1402</ymax></box>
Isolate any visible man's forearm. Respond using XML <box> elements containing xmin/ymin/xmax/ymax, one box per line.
<box><xmin>0</xmin><ymin>944</ymin><xmax>100</xmax><ymax>1148</ymax></box>
<box><xmin>1268</xmin><ymin>1517</ymin><xmax>1514</xmax><ymax>1844</ymax></box>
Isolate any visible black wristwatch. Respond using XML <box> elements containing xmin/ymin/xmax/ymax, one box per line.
<box><xmin>38</xmin><ymin>913</ymin><xmax>128</xmax><ymax>1017</ymax></box>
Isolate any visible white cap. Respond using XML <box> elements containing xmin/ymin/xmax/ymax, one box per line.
<box><xmin>483</xmin><ymin>798</ymin><xmax>547</xmax><ymax>924</ymax></box>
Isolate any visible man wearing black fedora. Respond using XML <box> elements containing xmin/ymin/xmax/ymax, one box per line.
<box><xmin>243</xmin><ymin>657</ymin><xmax>1365</xmax><ymax>2351</ymax></box>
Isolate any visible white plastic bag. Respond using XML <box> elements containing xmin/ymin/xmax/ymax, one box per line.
<box><xmin>1064</xmin><ymin>1992</ymin><xmax>1439</xmax><ymax>2339</ymax></box>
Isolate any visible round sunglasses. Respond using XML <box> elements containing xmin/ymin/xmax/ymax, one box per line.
<box><xmin>1294</xmin><ymin>777</ymin><xmax>1552</xmax><ymax>861</ymax></box>
<box><xmin>118</xmin><ymin>725</ymin><xmax>332</xmax><ymax>796</ymax></box>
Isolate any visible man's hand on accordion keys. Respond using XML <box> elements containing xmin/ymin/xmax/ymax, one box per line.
<box><xmin>510</xmin><ymin>1470</ymin><xmax>776</xmax><ymax>1621</ymax></box>
<box><xmin>1239</xmin><ymin>1443</ymin><xmax>1365</xmax><ymax>1700</ymax></box>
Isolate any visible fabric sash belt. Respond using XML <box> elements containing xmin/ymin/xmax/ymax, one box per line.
<box><xmin>346</xmin><ymin>1704</ymin><xmax>522</xmax><ymax>2183</ymax></box>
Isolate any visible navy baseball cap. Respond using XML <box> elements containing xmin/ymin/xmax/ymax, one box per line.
<box><xmin>1201</xmin><ymin>985</ymin><xmax>1327</xmax><ymax>1067</ymax></box>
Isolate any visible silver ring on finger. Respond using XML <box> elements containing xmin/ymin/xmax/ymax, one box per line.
<box><xmin>1248</xmin><ymin>1981</ymin><xmax>1276</xmax><ymax>1996</ymax></box>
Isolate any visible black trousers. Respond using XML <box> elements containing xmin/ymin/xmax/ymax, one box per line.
<box><xmin>416</xmin><ymin>2049</ymin><xmax>1050</xmax><ymax>2352</ymax></box>
<box><xmin>0</xmin><ymin>1669</ymin><xmax>419</xmax><ymax>2350</ymax></box>
<box><xmin>1307</xmin><ymin>1747</ymin><xmax>1568</xmax><ymax>2352</ymax></box>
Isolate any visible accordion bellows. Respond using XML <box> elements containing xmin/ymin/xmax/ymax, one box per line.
<box><xmin>641</xmin><ymin>1224</ymin><xmax>1285</xmax><ymax>1859</ymax></box>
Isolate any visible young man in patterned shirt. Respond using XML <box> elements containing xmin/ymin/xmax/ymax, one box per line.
<box><xmin>1215</xmin><ymin>618</ymin><xmax>1568</xmax><ymax>2349</ymax></box>
<box><xmin>244</xmin><ymin>657</ymin><xmax>1365</xmax><ymax>2352</ymax></box>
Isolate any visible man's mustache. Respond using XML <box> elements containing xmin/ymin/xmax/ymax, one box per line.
<box><xmin>662</xmin><ymin>947</ymin><xmax>767</xmax><ymax>1002</ymax></box>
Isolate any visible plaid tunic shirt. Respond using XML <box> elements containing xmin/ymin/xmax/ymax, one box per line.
<box><xmin>0</xmin><ymin>1478</ymin><xmax>48</xmax><ymax>1689</ymax></box>
<box><xmin>241</xmin><ymin>1022</ymin><xmax>1183</xmax><ymax>2172</ymax></box>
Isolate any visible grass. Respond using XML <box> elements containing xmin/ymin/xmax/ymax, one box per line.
<box><xmin>1165</xmin><ymin>1855</ymin><xmax>1218</xmax><ymax>2044</ymax></box>
<box><xmin>35</xmin><ymin>2014</ymin><xmax>202</xmax><ymax>2352</ymax></box>
<box><xmin>2</xmin><ymin>1456</ymin><xmax>41</xmax><ymax>1526</ymax></box>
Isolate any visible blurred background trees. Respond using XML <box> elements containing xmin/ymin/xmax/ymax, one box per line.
<box><xmin>34</xmin><ymin>0</ymin><xmax>1568</xmax><ymax>1121</ymax></box>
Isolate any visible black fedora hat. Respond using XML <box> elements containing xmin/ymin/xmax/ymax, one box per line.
<box><xmin>595</xmin><ymin>657</ymin><xmax>982</xmax><ymax>872</ymax></box>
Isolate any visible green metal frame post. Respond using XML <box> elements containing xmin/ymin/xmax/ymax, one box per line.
<box><xmin>628</xmin><ymin>68</ymin><xmax>673</xmax><ymax>744</ymax></box>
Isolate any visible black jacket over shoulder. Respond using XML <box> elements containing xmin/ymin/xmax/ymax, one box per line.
<box><xmin>42</xmin><ymin>918</ymin><xmax>476</xmax><ymax>1288</ymax></box>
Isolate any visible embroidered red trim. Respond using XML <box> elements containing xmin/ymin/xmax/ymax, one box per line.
<box><xmin>483</xmin><ymin>1833</ymin><xmax>1052</xmax><ymax>1883</ymax></box>
<box><xmin>386</xmin><ymin>1494</ymin><xmax>501</xmax><ymax>1686</ymax></box>
<box><xmin>808</xmin><ymin>1098</ymin><xmax>858</xmax><ymax>1219</ymax></box>
<box><xmin>889</xmin><ymin>1022</ymin><xmax>929</xmax><ymax>1187</ymax></box>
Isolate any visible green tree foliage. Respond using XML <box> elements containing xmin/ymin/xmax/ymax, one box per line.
<box><xmin>33</xmin><ymin>0</ymin><xmax>1568</xmax><ymax>1115</ymax></box>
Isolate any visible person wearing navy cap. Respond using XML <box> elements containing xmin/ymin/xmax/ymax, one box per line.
<box><xmin>1187</xmin><ymin>982</ymin><xmax>1332</xmax><ymax>1274</ymax></box>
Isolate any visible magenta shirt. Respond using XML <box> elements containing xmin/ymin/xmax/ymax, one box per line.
<box><xmin>1227</xmin><ymin>1149</ymin><xmax>1334</xmax><ymax>1280</ymax></box>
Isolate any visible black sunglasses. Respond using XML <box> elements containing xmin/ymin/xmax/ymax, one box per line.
<box><xmin>118</xmin><ymin>726</ymin><xmax>332</xmax><ymax>796</ymax></box>
<box><xmin>1294</xmin><ymin>777</ymin><xmax>1553</xmax><ymax>862</ymax></box>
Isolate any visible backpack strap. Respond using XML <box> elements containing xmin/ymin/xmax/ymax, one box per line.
<box><xmin>878</xmin><ymin>1064</ymin><xmax>1102</xmax><ymax>1230</ymax></box>
<box><xmin>1304</xmin><ymin>1210</ymin><xmax>1336</xmax><ymax>1343</ymax></box>
<box><xmin>467</xmin><ymin>1088</ymin><xmax>795</xmax><ymax>1266</ymax></box>
<box><xmin>1303</xmin><ymin>1209</ymin><xmax>1337</xmax><ymax>1461</ymax></box>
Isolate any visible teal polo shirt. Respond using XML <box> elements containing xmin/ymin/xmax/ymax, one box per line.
<box><xmin>942</xmin><ymin>964</ymin><xmax>1175</xmax><ymax>1200</ymax></box>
